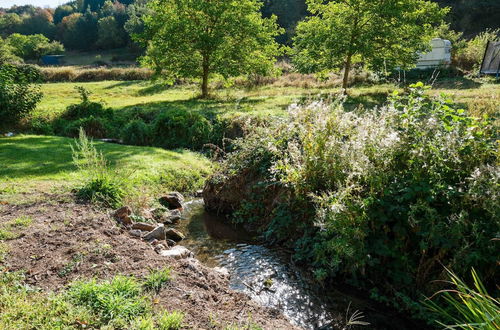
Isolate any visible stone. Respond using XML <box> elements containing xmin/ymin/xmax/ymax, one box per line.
<box><xmin>129</xmin><ymin>229</ymin><xmax>142</xmax><ymax>238</ymax></box>
<box><xmin>168</xmin><ymin>209</ymin><xmax>182</xmax><ymax>223</ymax></box>
<box><xmin>114</xmin><ymin>206</ymin><xmax>132</xmax><ymax>225</ymax></box>
<box><xmin>132</xmin><ymin>222</ymin><xmax>156</xmax><ymax>232</ymax></box>
<box><xmin>165</xmin><ymin>239</ymin><xmax>176</xmax><ymax>247</ymax></box>
<box><xmin>159</xmin><ymin>246</ymin><xmax>193</xmax><ymax>259</ymax></box>
<box><xmin>213</xmin><ymin>267</ymin><xmax>229</xmax><ymax>276</ymax></box>
<box><xmin>165</xmin><ymin>228</ymin><xmax>185</xmax><ymax>242</ymax></box>
<box><xmin>195</xmin><ymin>189</ymin><xmax>203</xmax><ymax>197</ymax></box>
<box><xmin>143</xmin><ymin>225</ymin><xmax>165</xmax><ymax>241</ymax></box>
<box><xmin>159</xmin><ymin>192</ymin><xmax>184</xmax><ymax>210</ymax></box>
<box><xmin>154</xmin><ymin>244</ymin><xmax>166</xmax><ymax>252</ymax></box>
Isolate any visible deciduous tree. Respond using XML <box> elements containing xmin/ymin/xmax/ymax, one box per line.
<box><xmin>138</xmin><ymin>0</ymin><xmax>284</xmax><ymax>98</ymax></box>
<box><xmin>293</xmin><ymin>0</ymin><xmax>447</xmax><ymax>91</ymax></box>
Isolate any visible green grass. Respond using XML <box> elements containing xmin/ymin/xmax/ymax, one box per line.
<box><xmin>34</xmin><ymin>79</ymin><xmax>499</xmax><ymax>122</ymax></box>
<box><xmin>0</xmin><ymin>135</ymin><xmax>212</xmax><ymax>183</ymax></box>
<box><xmin>143</xmin><ymin>268</ymin><xmax>172</xmax><ymax>293</ymax></box>
<box><xmin>0</xmin><ymin>269</ymin><xmax>186</xmax><ymax>329</ymax></box>
<box><xmin>0</xmin><ymin>216</ymin><xmax>33</xmax><ymax>241</ymax></box>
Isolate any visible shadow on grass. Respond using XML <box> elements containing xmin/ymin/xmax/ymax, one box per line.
<box><xmin>115</xmin><ymin>96</ymin><xmax>269</xmax><ymax>121</ymax></box>
<box><xmin>431</xmin><ymin>77</ymin><xmax>482</xmax><ymax>90</ymax></box>
<box><xmin>0</xmin><ymin>135</ymin><xmax>187</xmax><ymax>180</ymax></box>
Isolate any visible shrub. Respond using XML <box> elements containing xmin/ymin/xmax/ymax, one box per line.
<box><xmin>63</xmin><ymin>116</ymin><xmax>112</xmax><ymax>139</ymax></box>
<box><xmin>152</xmin><ymin>109</ymin><xmax>214</xmax><ymax>150</ymax></box>
<box><xmin>122</xmin><ymin>119</ymin><xmax>152</xmax><ymax>146</ymax></box>
<box><xmin>72</xmin><ymin>128</ymin><xmax>126</xmax><ymax>208</ymax></box>
<box><xmin>0</xmin><ymin>64</ymin><xmax>42</xmax><ymax>128</ymax></box>
<box><xmin>61</xmin><ymin>86</ymin><xmax>113</xmax><ymax>121</ymax></box>
<box><xmin>455</xmin><ymin>29</ymin><xmax>500</xmax><ymax>72</ymax></box>
<box><xmin>206</xmin><ymin>83</ymin><xmax>499</xmax><ymax>317</ymax></box>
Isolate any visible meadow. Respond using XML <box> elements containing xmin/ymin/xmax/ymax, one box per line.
<box><xmin>34</xmin><ymin>78</ymin><xmax>500</xmax><ymax>122</ymax></box>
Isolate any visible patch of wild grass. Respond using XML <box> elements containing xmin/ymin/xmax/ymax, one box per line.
<box><xmin>143</xmin><ymin>268</ymin><xmax>172</xmax><ymax>293</ymax></box>
<box><xmin>0</xmin><ymin>216</ymin><xmax>33</xmax><ymax>240</ymax></box>
<box><xmin>0</xmin><ymin>269</ymin><xmax>187</xmax><ymax>329</ymax></box>
<box><xmin>425</xmin><ymin>269</ymin><xmax>500</xmax><ymax>329</ymax></box>
<box><xmin>157</xmin><ymin>311</ymin><xmax>184</xmax><ymax>330</ymax></box>
<box><xmin>0</xmin><ymin>242</ymin><xmax>9</xmax><ymax>262</ymax></box>
<box><xmin>68</xmin><ymin>276</ymin><xmax>149</xmax><ymax>326</ymax></box>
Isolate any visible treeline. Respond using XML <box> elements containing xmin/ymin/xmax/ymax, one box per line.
<box><xmin>1</xmin><ymin>0</ymin><xmax>498</xmax><ymax>53</ymax></box>
<box><xmin>0</xmin><ymin>0</ymin><xmax>145</xmax><ymax>51</ymax></box>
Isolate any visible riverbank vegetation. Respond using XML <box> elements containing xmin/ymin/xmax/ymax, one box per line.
<box><xmin>204</xmin><ymin>83</ymin><xmax>499</xmax><ymax>324</ymax></box>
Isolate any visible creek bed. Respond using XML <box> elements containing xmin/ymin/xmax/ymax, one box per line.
<box><xmin>177</xmin><ymin>199</ymin><xmax>416</xmax><ymax>330</ymax></box>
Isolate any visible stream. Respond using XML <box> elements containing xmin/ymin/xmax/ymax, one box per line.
<box><xmin>177</xmin><ymin>199</ymin><xmax>417</xmax><ymax>330</ymax></box>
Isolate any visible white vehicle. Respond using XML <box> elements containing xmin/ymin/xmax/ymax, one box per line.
<box><xmin>416</xmin><ymin>38</ymin><xmax>452</xmax><ymax>69</ymax></box>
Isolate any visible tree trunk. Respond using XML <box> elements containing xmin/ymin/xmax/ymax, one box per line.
<box><xmin>342</xmin><ymin>53</ymin><xmax>353</xmax><ymax>94</ymax></box>
<box><xmin>201</xmin><ymin>56</ymin><xmax>209</xmax><ymax>98</ymax></box>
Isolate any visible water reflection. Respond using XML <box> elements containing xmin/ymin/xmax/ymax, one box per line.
<box><xmin>177</xmin><ymin>200</ymin><xmax>415</xmax><ymax>330</ymax></box>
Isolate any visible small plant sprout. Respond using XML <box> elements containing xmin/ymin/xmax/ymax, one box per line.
<box><xmin>344</xmin><ymin>302</ymin><xmax>370</xmax><ymax>329</ymax></box>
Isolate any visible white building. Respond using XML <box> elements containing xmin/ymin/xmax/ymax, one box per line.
<box><xmin>416</xmin><ymin>38</ymin><xmax>452</xmax><ymax>69</ymax></box>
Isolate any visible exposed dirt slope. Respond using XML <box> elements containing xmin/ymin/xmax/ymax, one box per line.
<box><xmin>0</xmin><ymin>196</ymin><xmax>296</xmax><ymax>329</ymax></box>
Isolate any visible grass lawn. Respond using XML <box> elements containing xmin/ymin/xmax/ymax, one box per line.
<box><xmin>35</xmin><ymin>79</ymin><xmax>500</xmax><ymax>122</ymax></box>
<box><xmin>0</xmin><ymin>135</ymin><xmax>212</xmax><ymax>203</ymax></box>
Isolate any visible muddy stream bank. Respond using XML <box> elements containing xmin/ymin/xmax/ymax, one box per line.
<box><xmin>177</xmin><ymin>199</ymin><xmax>418</xmax><ymax>330</ymax></box>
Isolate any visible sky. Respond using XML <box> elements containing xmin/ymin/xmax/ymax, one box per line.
<box><xmin>0</xmin><ymin>0</ymin><xmax>64</xmax><ymax>8</ymax></box>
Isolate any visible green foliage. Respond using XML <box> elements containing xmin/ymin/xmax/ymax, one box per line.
<box><xmin>0</xmin><ymin>63</ymin><xmax>42</xmax><ymax>128</ymax></box>
<box><xmin>211</xmin><ymin>83</ymin><xmax>499</xmax><ymax>317</ymax></box>
<box><xmin>425</xmin><ymin>269</ymin><xmax>500</xmax><ymax>329</ymax></box>
<box><xmin>152</xmin><ymin>109</ymin><xmax>214</xmax><ymax>150</ymax></box>
<box><xmin>0</xmin><ymin>36</ymin><xmax>21</xmax><ymax>64</ymax></box>
<box><xmin>96</xmin><ymin>16</ymin><xmax>127</xmax><ymax>50</ymax></box>
<box><xmin>454</xmin><ymin>29</ymin><xmax>500</xmax><ymax>72</ymax></box>
<box><xmin>58</xmin><ymin>86</ymin><xmax>115</xmax><ymax>138</ymax></box>
<box><xmin>143</xmin><ymin>268</ymin><xmax>171</xmax><ymax>293</ymax></box>
<box><xmin>157</xmin><ymin>311</ymin><xmax>184</xmax><ymax>330</ymax></box>
<box><xmin>72</xmin><ymin>128</ymin><xmax>126</xmax><ymax>208</ymax></box>
<box><xmin>293</xmin><ymin>0</ymin><xmax>446</xmax><ymax>89</ymax></box>
<box><xmin>6</xmin><ymin>33</ymin><xmax>64</xmax><ymax>61</ymax></box>
<box><xmin>68</xmin><ymin>276</ymin><xmax>149</xmax><ymax>325</ymax></box>
<box><xmin>122</xmin><ymin>119</ymin><xmax>152</xmax><ymax>146</ymax></box>
<box><xmin>138</xmin><ymin>0</ymin><xmax>284</xmax><ymax>97</ymax></box>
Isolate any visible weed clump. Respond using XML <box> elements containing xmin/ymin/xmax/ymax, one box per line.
<box><xmin>72</xmin><ymin>128</ymin><xmax>126</xmax><ymax>208</ymax></box>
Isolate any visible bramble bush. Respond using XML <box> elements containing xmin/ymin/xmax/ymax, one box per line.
<box><xmin>207</xmin><ymin>83</ymin><xmax>499</xmax><ymax>318</ymax></box>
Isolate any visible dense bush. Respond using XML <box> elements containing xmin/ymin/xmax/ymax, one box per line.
<box><xmin>121</xmin><ymin>119</ymin><xmax>152</xmax><ymax>146</ymax></box>
<box><xmin>55</xmin><ymin>86</ymin><xmax>115</xmax><ymax>138</ymax></box>
<box><xmin>152</xmin><ymin>109</ymin><xmax>214</xmax><ymax>150</ymax></box>
<box><xmin>205</xmin><ymin>83</ymin><xmax>499</xmax><ymax>317</ymax></box>
<box><xmin>0</xmin><ymin>64</ymin><xmax>42</xmax><ymax>128</ymax></box>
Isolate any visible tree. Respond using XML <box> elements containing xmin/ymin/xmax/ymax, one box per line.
<box><xmin>293</xmin><ymin>0</ymin><xmax>447</xmax><ymax>91</ymax></box>
<box><xmin>7</xmin><ymin>33</ymin><xmax>64</xmax><ymax>61</ymax></box>
<box><xmin>96</xmin><ymin>16</ymin><xmax>126</xmax><ymax>49</ymax></box>
<box><xmin>138</xmin><ymin>0</ymin><xmax>284</xmax><ymax>98</ymax></box>
<box><xmin>0</xmin><ymin>36</ymin><xmax>21</xmax><ymax>64</ymax></box>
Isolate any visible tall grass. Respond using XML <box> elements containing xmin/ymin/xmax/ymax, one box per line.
<box><xmin>72</xmin><ymin>128</ymin><xmax>127</xmax><ymax>208</ymax></box>
<box><xmin>425</xmin><ymin>269</ymin><xmax>499</xmax><ymax>329</ymax></box>
<box><xmin>40</xmin><ymin>66</ymin><xmax>153</xmax><ymax>82</ymax></box>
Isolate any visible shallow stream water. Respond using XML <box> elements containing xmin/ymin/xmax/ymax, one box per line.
<box><xmin>177</xmin><ymin>199</ymin><xmax>416</xmax><ymax>330</ymax></box>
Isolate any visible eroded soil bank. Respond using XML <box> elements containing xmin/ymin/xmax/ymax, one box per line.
<box><xmin>0</xmin><ymin>194</ymin><xmax>296</xmax><ymax>329</ymax></box>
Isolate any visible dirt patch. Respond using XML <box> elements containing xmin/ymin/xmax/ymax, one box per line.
<box><xmin>0</xmin><ymin>197</ymin><xmax>297</xmax><ymax>329</ymax></box>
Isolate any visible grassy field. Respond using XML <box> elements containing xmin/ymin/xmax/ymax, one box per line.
<box><xmin>0</xmin><ymin>135</ymin><xmax>212</xmax><ymax>204</ymax></box>
<box><xmin>34</xmin><ymin>79</ymin><xmax>500</xmax><ymax>122</ymax></box>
